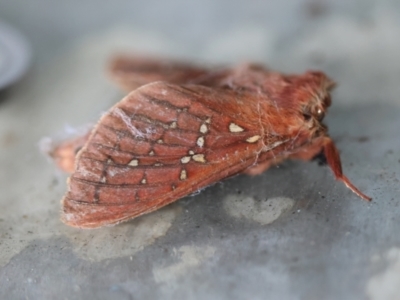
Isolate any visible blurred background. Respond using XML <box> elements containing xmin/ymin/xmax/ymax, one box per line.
<box><xmin>0</xmin><ymin>1</ymin><xmax>399</xmax><ymax>299</ymax></box>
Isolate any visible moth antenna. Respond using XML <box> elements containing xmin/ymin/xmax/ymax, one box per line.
<box><xmin>323</xmin><ymin>138</ymin><xmax>372</xmax><ymax>201</ymax></box>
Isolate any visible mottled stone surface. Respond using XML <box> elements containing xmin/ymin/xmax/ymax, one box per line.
<box><xmin>1</xmin><ymin>1</ymin><xmax>400</xmax><ymax>299</ymax></box>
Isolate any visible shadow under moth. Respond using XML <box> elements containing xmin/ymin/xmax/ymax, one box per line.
<box><xmin>50</xmin><ymin>55</ymin><xmax>371</xmax><ymax>228</ymax></box>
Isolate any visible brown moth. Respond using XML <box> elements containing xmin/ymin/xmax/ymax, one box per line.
<box><xmin>55</xmin><ymin>55</ymin><xmax>371</xmax><ymax>228</ymax></box>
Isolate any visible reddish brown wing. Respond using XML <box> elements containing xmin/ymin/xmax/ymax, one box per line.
<box><xmin>108</xmin><ymin>55</ymin><xmax>275</xmax><ymax>93</ymax></box>
<box><xmin>62</xmin><ymin>81</ymin><xmax>280</xmax><ymax>228</ymax></box>
<box><xmin>108</xmin><ymin>55</ymin><xmax>218</xmax><ymax>92</ymax></box>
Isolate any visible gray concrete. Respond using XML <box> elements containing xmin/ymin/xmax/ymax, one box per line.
<box><xmin>0</xmin><ymin>1</ymin><xmax>399</xmax><ymax>299</ymax></box>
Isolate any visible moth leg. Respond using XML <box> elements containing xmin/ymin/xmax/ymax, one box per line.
<box><xmin>272</xmin><ymin>136</ymin><xmax>371</xmax><ymax>201</ymax></box>
<box><xmin>244</xmin><ymin>160</ymin><xmax>274</xmax><ymax>175</ymax></box>
<box><xmin>323</xmin><ymin>137</ymin><xmax>371</xmax><ymax>201</ymax></box>
<box><xmin>243</xmin><ymin>157</ymin><xmax>286</xmax><ymax>175</ymax></box>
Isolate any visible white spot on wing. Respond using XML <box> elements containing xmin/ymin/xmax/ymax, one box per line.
<box><xmin>181</xmin><ymin>156</ymin><xmax>191</xmax><ymax>164</ymax></box>
<box><xmin>128</xmin><ymin>159</ymin><xmax>138</xmax><ymax>166</ymax></box>
<box><xmin>246</xmin><ymin>135</ymin><xmax>261</xmax><ymax>143</ymax></box>
<box><xmin>180</xmin><ymin>170</ymin><xmax>187</xmax><ymax>180</ymax></box>
<box><xmin>200</xmin><ymin>124</ymin><xmax>208</xmax><ymax>134</ymax></box>
<box><xmin>192</xmin><ymin>154</ymin><xmax>206</xmax><ymax>163</ymax></box>
<box><xmin>229</xmin><ymin>123</ymin><xmax>244</xmax><ymax>132</ymax></box>
<box><xmin>197</xmin><ymin>137</ymin><xmax>204</xmax><ymax>147</ymax></box>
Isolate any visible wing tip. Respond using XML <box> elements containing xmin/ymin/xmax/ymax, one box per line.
<box><xmin>61</xmin><ymin>196</ymin><xmax>144</xmax><ymax>229</ymax></box>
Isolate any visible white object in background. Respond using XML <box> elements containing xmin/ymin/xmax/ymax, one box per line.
<box><xmin>0</xmin><ymin>20</ymin><xmax>31</xmax><ymax>90</ymax></box>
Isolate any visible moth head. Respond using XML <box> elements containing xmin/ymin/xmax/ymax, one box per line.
<box><xmin>296</xmin><ymin>71</ymin><xmax>336</xmax><ymax>132</ymax></box>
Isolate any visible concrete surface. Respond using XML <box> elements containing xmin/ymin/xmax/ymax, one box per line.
<box><xmin>0</xmin><ymin>1</ymin><xmax>399</xmax><ymax>299</ymax></box>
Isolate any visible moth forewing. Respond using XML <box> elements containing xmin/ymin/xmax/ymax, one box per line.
<box><xmin>62</xmin><ymin>83</ymin><xmax>268</xmax><ymax>228</ymax></box>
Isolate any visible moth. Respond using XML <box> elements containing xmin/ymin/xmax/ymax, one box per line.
<box><xmin>51</xmin><ymin>55</ymin><xmax>371</xmax><ymax>228</ymax></box>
